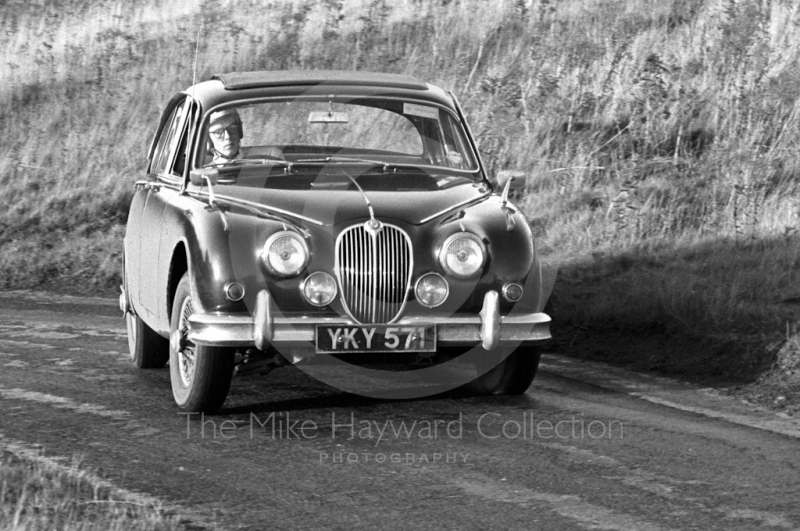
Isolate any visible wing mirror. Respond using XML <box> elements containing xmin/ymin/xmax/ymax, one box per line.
<box><xmin>495</xmin><ymin>170</ymin><xmax>526</xmax><ymax>191</ymax></box>
<box><xmin>189</xmin><ymin>168</ymin><xmax>219</xmax><ymax>187</ymax></box>
<box><xmin>496</xmin><ymin>170</ymin><xmax>525</xmax><ymax>232</ymax></box>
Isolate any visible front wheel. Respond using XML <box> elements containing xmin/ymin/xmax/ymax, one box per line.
<box><xmin>475</xmin><ymin>345</ymin><xmax>541</xmax><ymax>395</ymax></box>
<box><xmin>169</xmin><ymin>274</ymin><xmax>235</xmax><ymax>413</ymax></box>
<box><xmin>126</xmin><ymin>310</ymin><xmax>169</xmax><ymax>369</ymax></box>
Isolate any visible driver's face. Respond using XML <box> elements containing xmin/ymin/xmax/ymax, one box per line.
<box><xmin>208</xmin><ymin>116</ymin><xmax>241</xmax><ymax>158</ymax></box>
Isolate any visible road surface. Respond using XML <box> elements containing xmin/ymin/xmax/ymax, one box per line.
<box><xmin>1</xmin><ymin>291</ymin><xmax>798</xmax><ymax>530</ymax></box>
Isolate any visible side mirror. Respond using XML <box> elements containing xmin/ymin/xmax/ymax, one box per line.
<box><xmin>496</xmin><ymin>170</ymin><xmax>526</xmax><ymax>190</ymax></box>
<box><xmin>189</xmin><ymin>168</ymin><xmax>219</xmax><ymax>187</ymax></box>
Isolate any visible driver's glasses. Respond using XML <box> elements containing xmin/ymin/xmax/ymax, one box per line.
<box><xmin>209</xmin><ymin>124</ymin><xmax>240</xmax><ymax>139</ymax></box>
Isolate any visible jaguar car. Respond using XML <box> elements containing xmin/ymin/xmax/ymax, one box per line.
<box><xmin>121</xmin><ymin>70</ymin><xmax>551</xmax><ymax>412</ymax></box>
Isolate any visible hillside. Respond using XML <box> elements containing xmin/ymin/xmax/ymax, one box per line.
<box><xmin>2</xmin><ymin>0</ymin><xmax>800</xmax><ymax>407</ymax></box>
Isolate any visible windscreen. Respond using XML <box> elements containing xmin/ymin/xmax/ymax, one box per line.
<box><xmin>200</xmin><ymin>97</ymin><xmax>479</xmax><ymax>173</ymax></box>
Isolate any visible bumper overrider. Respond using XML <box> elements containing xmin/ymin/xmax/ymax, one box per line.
<box><xmin>186</xmin><ymin>290</ymin><xmax>551</xmax><ymax>352</ymax></box>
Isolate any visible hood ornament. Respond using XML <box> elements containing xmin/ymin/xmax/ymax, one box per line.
<box><xmin>365</xmin><ymin>217</ymin><xmax>383</xmax><ymax>236</ymax></box>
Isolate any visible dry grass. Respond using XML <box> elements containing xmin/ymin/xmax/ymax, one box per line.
<box><xmin>0</xmin><ymin>451</ymin><xmax>183</xmax><ymax>531</ymax></box>
<box><xmin>2</xmin><ymin>0</ymin><xmax>800</xmax><ymax>381</ymax></box>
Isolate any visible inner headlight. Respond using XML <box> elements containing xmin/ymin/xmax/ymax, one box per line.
<box><xmin>415</xmin><ymin>272</ymin><xmax>449</xmax><ymax>307</ymax></box>
<box><xmin>261</xmin><ymin>231</ymin><xmax>309</xmax><ymax>277</ymax></box>
<box><xmin>439</xmin><ymin>233</ymin><xmax>486</xmax><ymax>279</ymax></box>
<box><xmin>302</xmin><ymin>272</ymin><xmax>337</xmax><ymax>306</ymax></box>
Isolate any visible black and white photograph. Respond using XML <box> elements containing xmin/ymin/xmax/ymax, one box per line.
<box><xmin>1</xmin><ymin>0</ymin><xmax>799</xmax><ymax>529</ymax></box>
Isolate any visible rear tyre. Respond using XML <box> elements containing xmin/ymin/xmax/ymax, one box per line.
<box><xmin>476</xmin><ymin>345</ymin><xmax>541</xmax><ymax>395</ymax></box>
<box><xmin>126</xmin><ymin>310</ymin><xmax>169</xmax><ymax>369</ymax></box>
<box><xmin>169</xmin><ymin>274</ymin><xmax>235</xmax><ymax>413</ymax></box>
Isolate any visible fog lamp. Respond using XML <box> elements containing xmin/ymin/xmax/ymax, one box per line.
<box><xmin>502</xmin><ymin>282</ymin><xmax>523</xmax><ymax>302</ymax></box>
<box><xmin>225</xmin><ymin>282</ymin><xmax>245</xmax><ymax>302</ymax></box>
<box><xmin>415</xmin><ymin>272</ymin><xmax>449</xmax><ymax>308</ymax></box>
<box><xmin>302</xmin><ymin>272</ymin><xmax>337</xmax><ymax>306</ymax></box>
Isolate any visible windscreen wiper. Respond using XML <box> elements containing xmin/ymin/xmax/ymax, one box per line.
<box><xmin>210</xmin><ymin>158</ymin><xmax>292</xmax><ymax>170</ymax></box>
<box><xmin>294</xmin><ymin>156</ymin><xmax>423</xmax><ymax>172</ymax></box>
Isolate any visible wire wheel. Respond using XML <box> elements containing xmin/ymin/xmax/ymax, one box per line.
<box><xmin>169</xmin><ymin>273</ymin><xmax>235</xmax><ymax>413</ymax></box>
<box><xmin>176</xmin><ymin>296</ymin><xmax>196</xmax><ymax>387</ymax></box>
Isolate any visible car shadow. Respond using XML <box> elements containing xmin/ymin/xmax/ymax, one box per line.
<box><xmin>547</xmin><ymin>234</ymin><xmax>800</xmax><ymax>385</ymax></box>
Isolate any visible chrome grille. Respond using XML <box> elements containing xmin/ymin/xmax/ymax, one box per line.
<box><xmin>335</xmin><ymin>222</ymin><xmax>412</xmax><ymax>324</ymax></box>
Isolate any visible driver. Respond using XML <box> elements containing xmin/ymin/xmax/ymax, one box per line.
<box><xmin>208</xmin><ymin>108</ymin><xmax>244</xmax><ymax>164</ymax></box>
<box><xmin>207</xmin><ymin>108</ymin><xmax>282</xmax><ymax>165</ymax></box>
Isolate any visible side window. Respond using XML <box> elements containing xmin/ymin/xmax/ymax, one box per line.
<box><xmin>150</xmin><ymin>108</ymin><xmax>175</xmax><ymax>174</ymax></box>
<box><xmin>171</xmin><ymin>104</ymin><xmax>193</xmax><ymax>177</ymax></box>
<box><xmin>152</xmin><ymin>99</ymin><xmax>188</xmax><ymax>176</ymax></box>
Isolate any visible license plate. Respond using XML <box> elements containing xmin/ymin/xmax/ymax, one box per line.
<box><xmin>315</xmin><ymin>325</ymin><xmax>437</xmax><ymax>354</ymax></box>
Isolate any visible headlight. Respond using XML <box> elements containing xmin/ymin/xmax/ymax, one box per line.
<box><xmin>261</xmin><ymin>231</ymin><xmax>309</xmax><ymax>277</ymax></box>
<box><xmin>439</xmin><ymin>233</ymin><xmax>486</xmax><ymax>279</ymax></box>
<box><xmin>415</xmin><ymin>272</ymin><xmax>449</xmax><ymax>307</ymax></box>
<box><xmin>302</xmin><ymin>272</ymin><xmax>337</xmax><ymax>306</ymax></box>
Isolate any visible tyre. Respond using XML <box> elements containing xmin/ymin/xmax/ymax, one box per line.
<box><xmin>169</xmin><ymin>273</ymin><xmax>235</xmax><ymax>413</ymax></box>
<box><xmin>126</xmin><ymin>309</ymin><xmax>169</xmax><ymax>369</ymax></box>
<box><xmin>475</xmin><ymin>345</ymin><xmax>541</xmax><ymax>395</ymax></box>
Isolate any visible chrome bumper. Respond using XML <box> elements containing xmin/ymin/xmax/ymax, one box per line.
<box><xmin>188</xmin><ymin>289</ymin><xmax>550</xmax><ymax>351</ymax></box>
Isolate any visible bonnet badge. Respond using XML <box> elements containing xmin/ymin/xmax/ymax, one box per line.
<box><xmin>365</xmin><ymin>218</ymin><xmax>383</xmax><ymax>236</ymax></box>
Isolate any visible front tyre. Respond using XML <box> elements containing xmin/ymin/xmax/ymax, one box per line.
<box><xmin>169</xmin><ymin>274</ymin><xmax>235</xmax><ymax>413</ymax></box>
<box><xmin>126</xmin><ymin>310</ymin><xmax>169</xmax><ymax>369</ymax></box>
<box><xmin>476</xmin><ymin>346</ymin><xmax>541</xmax><ymax>395</ymax></box>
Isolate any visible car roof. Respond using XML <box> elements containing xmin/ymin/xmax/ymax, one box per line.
<box><xmin>212</xmin><ymin>70</ymin><xmax>429</xmax><ymax>91</ymax></box>
<box><xmin>182</xmin><ymin>70</ymin><xmax>455</xmax><ymax>110</ymax></box>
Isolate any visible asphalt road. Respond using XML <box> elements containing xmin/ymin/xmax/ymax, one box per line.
<box><xmin>1</xmin><ymin>291</ymin><xmax>799</xmax><ymax>531</ymax></box>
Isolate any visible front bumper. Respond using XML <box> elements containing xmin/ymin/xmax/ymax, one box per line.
<box><xmin>187</xmin><ymin>289</ymin><xmax>550</xmax><ymax>351</ymax></box>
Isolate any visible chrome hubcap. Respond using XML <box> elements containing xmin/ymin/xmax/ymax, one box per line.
<box><xmin>176</xmin><ymin>297</ymin><xmax>196</xmax><ymax>387</ymax></box>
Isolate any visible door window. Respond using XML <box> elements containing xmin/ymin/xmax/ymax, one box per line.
<box><xmin>151</xmin><ymin>99</ymin><xmax>189</xmax><ymax>176</ymax></box>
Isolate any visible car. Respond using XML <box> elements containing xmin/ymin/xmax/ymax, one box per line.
<box><xmin>120</xmin><ymin>70</ymin><xmax>551</xmax><ymax>412</ymax></box>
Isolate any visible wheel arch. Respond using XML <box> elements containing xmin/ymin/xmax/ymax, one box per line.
<box><xmin>166</xmin><ymin>241</ymin><xmax>189</xmax><ymax>324</ymax></box>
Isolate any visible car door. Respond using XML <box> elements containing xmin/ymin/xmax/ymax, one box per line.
<box><xmin>136</xmin><ymin>97</ymin><xmax>191</xmax><ymax>325</ymax></box>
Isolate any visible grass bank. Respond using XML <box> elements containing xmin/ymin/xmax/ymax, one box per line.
<box><xmin>1</xmin><ymin>0</ymin><xmax>799</xmax><ymax>406</ymax></box>
<box><xmin>0</xmin><ymin>451</ymin><xmax>184</xmax><ymax>530</ymax></box>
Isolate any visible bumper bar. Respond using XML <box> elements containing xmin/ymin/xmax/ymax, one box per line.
<box><xmin>188</xmin><ymin>289</ymin><xmax>550</xmax><ymax>351</ymax></box>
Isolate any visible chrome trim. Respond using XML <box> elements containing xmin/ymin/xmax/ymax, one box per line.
<box><xmin>119</xmin><ymin>288</ymin><xmax>130</xmax><ymax>315</ymax></box>
<box><xmin>501</xmin><ymin>176</ymin><xmax>514</xmax><ymax>206</ymax></box>
<box><xmin>419</xmin><ymin>192</ymin><xmax>490</xmax><ymax>224</ymax></box>
<box><xmin>438</xmin><ymin>232</ymin><xmax>486</xmax><ymax>279</ymax></box>
<box><xmin>301</xmin><ymin>272</ymin><xmax>338</xmax><ymax>307</ymax></box>
<box><xmin>261</xmin><ymin>231</ymin><xmax>310</xmax><ymax>277</ymax></box>
<box><xmin>447</xmin><ymin>90</ymin><xmax>488</xmax><ymax>178</ymax></box>
<box><xmin>188</xmin><ymin>191</ymin><xmax>325</xmax><ymax>226</ymax></box>
<box><xmin>200</xmin><ymin>173</ymin><xmax>218</xmax><ymax>209</ymax></box>
<box><xmin>479</xmin><ymin>290</ymin><xmax>500</xmax><ymax>350</ymax></box>
<box><xmin>414</xmin><ymin>272</ymin><xmax>449</xmax><ymax>308</ymax></box>
<box><xmin>449</xmin><ymin>90</ymin><xmax>489</xmax><ymax>182</ymax></box>
<box><xmin>187</xmin><ymin>309</ymin><xmax>551</xmax><ymax>348</ymax></box>
<box><xmin>221</xmin><ymin>194</ymin><xmax>325</xmax><ymax>226</ymax></box>
<box><xmin>253</xmin><ymin>290</ymin><xmax>274</xmax><ymax>351</ymax></box>
<box><xmin>335</xmin><ymin>222</ymin><xmax>413</xmax><ymax>324</ymax></box>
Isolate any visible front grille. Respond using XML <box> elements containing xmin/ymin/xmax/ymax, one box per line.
<box><xmin>335</xmin><ymin>222</ymin><xmax>412</xmax><ymax>324</ymax></box>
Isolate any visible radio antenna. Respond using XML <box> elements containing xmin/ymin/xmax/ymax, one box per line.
<box><xmin>192</xmin><ymin>18</ymin><xmax>203</xmax><ymax>90</ymax></box>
